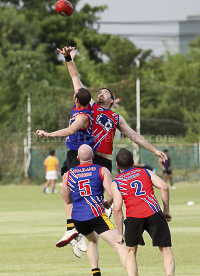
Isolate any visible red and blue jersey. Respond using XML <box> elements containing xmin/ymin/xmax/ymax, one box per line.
<box><xmin>66</xmin><ymin>164</ymin><xmax>105</xmax><ymax>221</ymax></box>
<box><xmin>114</xmin><ymin>168</ymin><xmax>161</xmax><ymax>218</ymax></box>
<box><xmin>66</xmin><ymin>104</ymin><xmax>94</xmax><ymax>150</ymax></box>
<box><xmin>92</xmin><ymin>103</ymin><xmax>119</xmax><ymax>154</ymax></box>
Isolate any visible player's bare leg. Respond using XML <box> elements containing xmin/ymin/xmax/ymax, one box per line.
<box><xmin>44</xmin><ymin>179</ymin><xmax>51</xmax><ymax>188</ymax></box>
<box><xmin>85</xmin><ymin>232</ymin><xmax>99</xmax><ymax>270</ymax></box>
<box><xmin>56</xmin><ymin>182</ymin><xmax>87</xmax><ymax>251</ymax></box>
<box><xmin>125</xmin><ymin>246</ymin><xmax>139</xmax><ymax>276</ymax></box>
<box><xmin>56</xmin><ymin>202</ymin><xmax>78</xmax><ymax>247</ymax></box>
<box><xmin>163</xmin><ymin>174</ymin><xmax>167</xmax><ymax>184</ymax></box>
<box><xmin>159</xmin><ymin>246</ymin><xmax>175</xmax><ymax>276</ymax></box>
<box><xmin>169</xmin><ymin>174</ymin><xmax>176</xmax><ymax>189</ymax></box>
<box><xmin>99</xmin><ymin>229</ymin><xmax>126</xmax><ymax>268</ymax></box>
<box><xmin>56</xmin><ymin>175</ymin><xmax>78</xmax><ymax>248</ymax></box>
<box><xmin>56</xmin><ymin>198</ymin><xmax>81</xmax><ymax>256</ymax></box>
<box><xmin>51</xmin><ymin>180</ymin><xmax>57</xmax><ymax>193</ymax></box>
<box><xmin>169</xmin><ymin>174</ymin><xmax>173</xmax><ymax>186</ymax></box>
<box><xmin>64</xmin><ymin>201</ymin><xmax>72</xmax><ymax>219</ymax></box>
<box><xmin>43</xmin><ymin>179</ymin><xmax>51</xmax><ymax>193</ymax></box>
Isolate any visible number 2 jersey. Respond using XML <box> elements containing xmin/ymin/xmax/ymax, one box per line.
<box><xmin>66</xmin><ymin>164</ymin><xmax>105</xmax><ymax>221</ymax></box>
<box><xmin>114</xmin><ymin>168</ymin><xmax>161</xmax><ymax>218</ymax></box>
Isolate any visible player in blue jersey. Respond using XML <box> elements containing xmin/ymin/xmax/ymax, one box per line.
<box><xmin>62</xmin><ymin>144</ymin><xmax>127</xmax><ymax>276</ymax></box>
<box><xmin>36</xmin><ymin>77</ymin><xmax>93</xmax><ymax>257</ymax></box>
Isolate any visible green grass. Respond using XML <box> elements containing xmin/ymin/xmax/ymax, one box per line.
<box><xmin>0</xmin><ymin>182</ymin><xmax>200</xmax><ymax>276</ymax></box>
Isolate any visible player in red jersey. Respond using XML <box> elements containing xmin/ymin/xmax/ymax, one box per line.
<box><xmin>111</xmin><ymin>148</ymin><xmax>175</xmax><ymax>276</ymax></box>
<box><xmin>56</xmin><ymin>46</ymin><xmax>167</xmax><ymax>248</ymax></box>
<box><xmin>57</xmin><ymin>47</ymin><xmax>167</xmax><ymax>168</ymax></box>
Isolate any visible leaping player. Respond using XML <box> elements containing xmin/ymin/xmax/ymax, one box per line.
<box><xmin>36</xmin><ymin>66</ymin><xmax>93</xmax><ymax>257</ymax></box>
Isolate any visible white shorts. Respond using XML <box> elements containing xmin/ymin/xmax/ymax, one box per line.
<box><xmin>46</xmin><ymin>170</ymin><xmax>58</xmax><ymax>180</ymax></box>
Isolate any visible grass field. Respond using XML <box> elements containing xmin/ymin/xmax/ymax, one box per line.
<box><xmin>0</xmin><ymin>182</ymin><xmax>200</xmax><ymax>276</ymax></box>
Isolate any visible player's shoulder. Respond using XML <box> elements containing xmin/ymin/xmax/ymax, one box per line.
<box><xmin>93</xmin><ymin>163</ymin><xmax>104</xmax><ymax>173</ymax></box>
<box><xmin>100</xmin><ymin>166</ymin><xmax>110</xmax><ymax>173</ymax></box>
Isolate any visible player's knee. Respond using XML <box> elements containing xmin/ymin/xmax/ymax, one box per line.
<box><xmin>127</xmin><ymin>246</ymin><xmax>137</xmax><ymax>254</ymax></box>
<box><xmin>86</xmin><ymin>232</ymin><xmax>98</xmax><ymax>243</ymax></box>
<box><xmin>160</xmin><ymin>246</ymin><xmax>172</xmax><ymax>256</ymax></box>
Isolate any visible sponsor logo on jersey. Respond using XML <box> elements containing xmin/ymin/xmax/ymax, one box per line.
<box><xmin>96</xmin><ymin>114</ymin><xmax>114</xmax><ymax>132</ymax></box>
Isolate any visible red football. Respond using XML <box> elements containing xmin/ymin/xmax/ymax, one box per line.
<box><xmin>56</xmin><ymin>0</ymin><xmax>74</xmax><ymax>17</ymax></box>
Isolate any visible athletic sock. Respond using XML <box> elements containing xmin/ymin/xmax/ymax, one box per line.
<box><xmin>43</xmin><ymin>187</ymin><xmax>46</xmax><ymax>192</ymax></box>
<box><xmin>52</xmin><ymin>188</ymin><xmax>54</xmax><ymax>193</ymax></box>
<box><xmin>66</xmin><ymin>219</ymin><xmax>75</xmax><ymax>231</ymax></box>
<box><xmin>91</xmin><ymin>268</ymin><xmax>101</xmax><ymax>276</ymax></box>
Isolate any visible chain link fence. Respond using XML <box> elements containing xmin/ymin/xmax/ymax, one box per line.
<box><xmin>24</xmin><ymin>143</ymin><xmax>199</xmax><ymax>183</ymax></box>
<box><xmin>0</xmin><ymin>134</ymin><xmax>199</xmax><ymax>184</ymax></box>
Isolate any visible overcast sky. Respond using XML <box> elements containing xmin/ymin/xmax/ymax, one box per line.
<box><xmin>76</xmin><ymin>0</ymin><xmax>200</xmax><ymax>55</ymax></box>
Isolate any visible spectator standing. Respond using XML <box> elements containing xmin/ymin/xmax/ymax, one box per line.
<box><xmin>43</xmin><ymin>149</ymin><xmax>60</xmax><ymax>193</ymax></box>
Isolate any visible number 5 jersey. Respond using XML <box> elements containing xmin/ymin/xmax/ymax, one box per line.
<box><xmin>114</xmin><ymin>168</ymin><xmax>161</xmax><ymax>218</ymax></box>
<box><xmin>66</xmin><ymin>164</ymin><xmax>105</xmax><ymax>221</ymax></box>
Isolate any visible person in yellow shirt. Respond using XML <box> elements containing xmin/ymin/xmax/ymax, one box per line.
<box><xmin>43</xmin><ymin>150</ymin><xmax>60</xmax><ymax>193</ymax></box>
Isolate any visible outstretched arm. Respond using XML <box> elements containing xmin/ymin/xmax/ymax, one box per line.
<box><xmin>117</xmin><ymin>115</ymin><xmax>167</xmax><ymax>162</ymax></box>
<box><xmin>57</xmin><ymin>46</ymin><xmax>83</xmax><ymax>95</ymax></box>
<box><xmin>36</xmin><ymin>114</ymin><xmax>88</xmax><ymax>138</ymax></box>
<box><xmin>57</xmin><ymin>46</ymin><xmax>95</xmax><ymax>105</ymax></box>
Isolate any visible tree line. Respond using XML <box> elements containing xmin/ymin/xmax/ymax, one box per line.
<box><xmin>0</xmin><ymin>0</ymin><xmax>199</xmax><ymax>141</ymax></box>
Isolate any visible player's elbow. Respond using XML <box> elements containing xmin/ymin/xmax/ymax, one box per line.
<box><xmin>67</xmin><ymin>129</ymin><xmax>75</xmax><ymax>136</ymax></box>
<box><xmin>66</xmin><ymin>198</ymin><xmax>72</xmax><ymax>204</ymax></box>
<box><xmin>161</xmin><ymin>183</ymin><xmax>169</xmax><ymax>192</ymax></box>
<box><xmin>63</xmin><ymin>194</ymin><xmax>72</xmax><ymax>204</ymax></box>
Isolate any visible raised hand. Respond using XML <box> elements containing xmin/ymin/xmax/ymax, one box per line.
<box><xmin>56</xmin><ymin>46</ymin><xmax>75</xmax><ymax>57</ymax></box>
<box><xmin>70</xmin><ymin>49</ymin><xmax>78</xmax><ymax>60</ymax></box>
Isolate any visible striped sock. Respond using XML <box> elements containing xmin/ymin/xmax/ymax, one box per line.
<box><xmin>66</xmin><ymin>219</ymin><xmax>75</xmax><ymax>231</ymax></box>
<box><xmin>91</xmin><ymin>268</ymin><xmax>101</xmax><ymax>276</ymax></box>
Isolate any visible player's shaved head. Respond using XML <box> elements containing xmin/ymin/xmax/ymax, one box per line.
<box><xmin>78</xmin><ymin>144</ymin><xmax>93</xmax><ymax>162</ymax></box>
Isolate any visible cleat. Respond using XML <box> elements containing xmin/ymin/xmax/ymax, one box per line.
<box><xmin>76</xmin><ymin>234</ymin><xmax>87</xmax><ymax>252</ymax></box>
<box><xmin>56</xmin><ymin>228</ymin><xmax>78</xmax><ymax>248</ymax></box>
<box><xmin>43</xmin><ymin>188</ymin><xmax>50</xmax><ymax>193</ymax></box>
<box><xmin>70</xmin><ymin>239</ymin><xmax>82</xmax><ymax>258</ymax></box>
<box><xmin>105</xmin><ymin>203</ymin><xmax>113</xmax><ymax>218</ymax></box>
